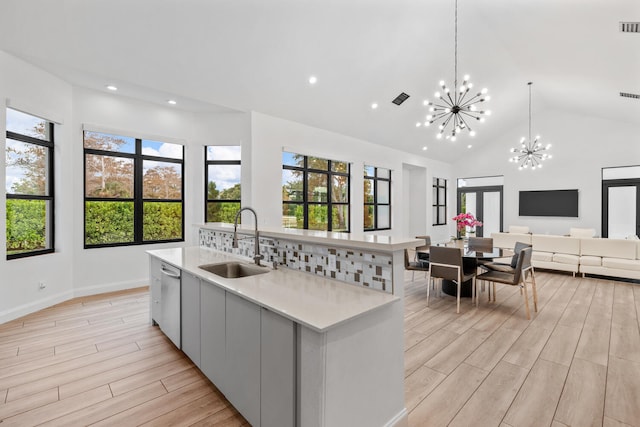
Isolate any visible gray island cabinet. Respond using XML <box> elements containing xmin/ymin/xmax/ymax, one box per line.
<box><xmin>149</xmin><ymin>236</ymin><xmax>416</xmax><ymax>427</ymax></box>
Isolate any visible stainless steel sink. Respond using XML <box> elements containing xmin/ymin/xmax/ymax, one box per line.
<box><xmin>198</xmin><ymin>262</ymin><xmax>269</xmax><ymax>278</ymax></box>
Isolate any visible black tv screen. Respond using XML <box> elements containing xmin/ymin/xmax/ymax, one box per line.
<box><xmin>519</xmin><ymin>190</ymin><xmax>579</xmax><ymax>217</ymax></box>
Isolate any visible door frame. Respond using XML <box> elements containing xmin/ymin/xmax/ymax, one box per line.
<box><xmin>601</xmin><ymin>178</ymin><xmax>640</xmax><ymax>238</ymax></box>
<box><xmin>456</xmin><ymin>185</ymin><xmax>504</xmax><ymax>237</ymax></box>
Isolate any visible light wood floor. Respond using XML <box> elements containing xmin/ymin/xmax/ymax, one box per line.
<box><xmin>0</xmin><ymin>288</ymin><xmax>248</xmax><ymax>426</ymax></box>
<box><xmin>404</xmin><ymin>270</ymin><xmax>640</xmax><ymax>427</ymax></box>
<box><xmin>1</xmin><ymin>272</ymin><xmax>639</xmax><ymax>426</ymax></box>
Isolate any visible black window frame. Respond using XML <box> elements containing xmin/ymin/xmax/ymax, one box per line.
<box><xmin>282</xmin><ymin>153</ymin><xmax>351</xmax><ymax>232</ymax></box>
<box><xmin>5</xmin><ymin>112</ymin><xmax>55</xmax><ymax>260</ymax></box>
<box><xmin>364</xmin><ymin>166</ymin><xmax>391</xmax><ymax>231</ymax></box>
<box><xmin>204</xmin><ymin>146</ymin><xmax>242</xmax><ymax>223</ymax></box>
<box><xmin>433</xmin><ymin>177</ymin><xmax>447</xmax><ymax>226</ymax></box>
<box><xmin>83</xmin><ymin>132</ymin><xmax>184</xmax><ymax>249</ymax></box>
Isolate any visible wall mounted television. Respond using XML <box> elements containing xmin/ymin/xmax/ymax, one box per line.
<box><xmin>519</xmin><ymin>189</ymin><xmax>579</xmax><ymax>217</ymax></box>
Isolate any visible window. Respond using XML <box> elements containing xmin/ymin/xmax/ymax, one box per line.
<box><xmin>364</xmin><ymin>166</ymin><xmax>391</xmax><ymax>231</ymax></box>
<box><xmin>205</xmin><ymin>145</ymin><xmax>241</xmax><ymax>222</ymax></box>
<box><xmin>5</xmin><ymin>108</ymin><xmax>55</xmax><ymax>259</ymax></box>
<box><xmin>282</xmin><ymin>152</ymin><xmax>350</xmax><ymax>231</ymax></box>
<box><xmin>83</xmin><ymin>131</ymin><xmax>184</xmax><ymax>247</ymax></box>
<box><xmin>433</xmin><ymin>178</ymin><xmax>447</xmax><ymax>226</ymax></box>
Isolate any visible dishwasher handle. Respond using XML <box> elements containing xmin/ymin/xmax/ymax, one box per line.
<box><xmin>161</xmin><ymin>266</ymin><xmax>181</xmax><ymax>279</ymax></box>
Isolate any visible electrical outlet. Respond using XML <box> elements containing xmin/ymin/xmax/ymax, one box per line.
<box><xmin>38</xmin><ymin>282</ymin><xmax>46</xmax><ymax>290</ymax></box>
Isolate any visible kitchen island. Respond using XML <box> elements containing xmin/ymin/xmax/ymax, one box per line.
<box><xmin>149</xmin><ymin>227</ymin><xmax>419</xmax><ymax>427</ymax></box>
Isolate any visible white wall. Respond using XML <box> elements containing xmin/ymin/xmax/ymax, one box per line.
<box><xmin>0</xmin><ymin>51</ymin><xmax>75</xmax><ymax>321</ymax></box>
<box><xmin>249</xmin><ymin>112</ymin><xmax>453</xmax><ymax>238</ymax></box>
<box><xmin>453</xmin><ymin>109</ymin><xmax>640</xmax><ymax>236</ymax></box>
<box><xmin>0</xmin><ymin>51</ymin><xmax>250</xmax><ymax>322</ymax></box>
<box><xmin>71</xmin><ymin>87</ymin><xmax>196</xmax><ymax>295</ymax></box>
<box><xmin>0</xmin><ymin>51</ymin><xmax>456</xmax><ymax>322</ymax></box>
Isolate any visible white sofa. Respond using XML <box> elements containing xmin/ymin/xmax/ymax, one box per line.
<box><xmin>492</xmin><ymin>232</ymin><xmax>531</xmax><ymax>250</ymax></box>
<box><xmin>491</xmin><ymin>232</ymin><xmax>640</xmax><ymax>280</ymax></box>
<box><xmin>531</xmin><ymin>235</ymin><xmax>581</xmax><ymax>275</ymax></box>
<box><xmin>579</xmin><ymin>238</ymin><xmax>640</xmax><ymax>280</ymax></box>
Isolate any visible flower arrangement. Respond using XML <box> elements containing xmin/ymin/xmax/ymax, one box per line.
<box><xmin>452</xmin><ymin>212</ymin><xmax>483</xmax><ymax>232</ymax></box>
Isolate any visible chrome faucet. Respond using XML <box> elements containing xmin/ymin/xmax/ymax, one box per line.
<box><xmin>232</xmin><ymin>207</ymin><xmax>264</xmax><ymax>265</ymax></box>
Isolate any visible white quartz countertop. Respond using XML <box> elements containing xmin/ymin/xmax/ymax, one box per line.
<box><xmin>196</xmin><ymin>222</ymin><xmax>421</xmax><ymax>252</ymax></box>
<box><xmin>148</xmin><ymin>247</ymin><xmax>399</xmax><ymax>333</ymax></box>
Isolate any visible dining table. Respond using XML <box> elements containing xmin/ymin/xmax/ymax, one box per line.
<box><xmin>437</xmin><ymin>242</ymin><xmax>506</xmax><ymax>298</ymax></box>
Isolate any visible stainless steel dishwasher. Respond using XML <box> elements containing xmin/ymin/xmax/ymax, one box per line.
<box><xmin>160</xmin><ymin>262</ymin><xmax>181</xmax><ymax>348</ymax></box>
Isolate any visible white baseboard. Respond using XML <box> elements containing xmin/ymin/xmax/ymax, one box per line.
<box><xmin>72</xmin><ymin>278</ymin><xmax>148</xmax><ymax>298</ymax></box>
<box><xmin>385</xmin><ymin>408</ymin><xmax>408</xmax><ymax>427</ymax></box>
<box><xmin>0</xmin><ymin>279</ymin><xmax>148</xmax><ymax>324</ymax></box>
<box><xmin>0</xmin><ymin>290</ymin><xmax>74</xmax><ymax>324</ymax></box>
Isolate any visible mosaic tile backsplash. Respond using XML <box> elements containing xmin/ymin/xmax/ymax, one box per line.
<box><xmin>199</xmin><ymin>228</ymin><xmax>393</xmax><ymax>293</ymax></box>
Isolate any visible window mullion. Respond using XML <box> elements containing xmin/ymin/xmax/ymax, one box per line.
<box><xmin>134</xmin><ymin>139</ymin><xmax>144</xmax><ymax>243</ymax></box>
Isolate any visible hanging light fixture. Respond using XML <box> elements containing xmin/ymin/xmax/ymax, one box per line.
<box><xmin>420</xmin><ymin>0</ymin><xmax>491</xmax><ymax>141</ymax></box>
<box><xmin>509</xmin><ymin>82</ymin><xmax>552</xmax><ymax>170</ymax></box>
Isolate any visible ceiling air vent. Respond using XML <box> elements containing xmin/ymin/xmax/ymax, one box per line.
<box><xmin>392</xmin><ymin>92</ymin><xmax>410</xmax><ymax>105</ymax></box>
<box><xmin>620</xmin><ymin>22</ymin><xmax>640</xmax><ymax>33</ymax></box>
<box><xmin>620</xmin><ymin>92</ymin><xmax>640</xmax><ymax>99</ymax></box>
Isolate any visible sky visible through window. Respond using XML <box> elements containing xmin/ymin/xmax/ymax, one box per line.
<box><xmin>6</xmin><ymin>109</ymin><xmax>49</xmax><ymax>193</ymax></box>
<box><xmin>207</xmin><ymin>146</ymin><xmax>241</xmax><ymax>191</ymax></box>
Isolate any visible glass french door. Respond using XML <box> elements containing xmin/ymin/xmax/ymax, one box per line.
<box><xmin>457</xmin><ymin>186</ymin><xmax>503</xmax><ymax>237</ymax></box>
<box><xmin>602</xmin><ymin>180</ymin><xmax>640</xmax><ymax>238</ymax></box>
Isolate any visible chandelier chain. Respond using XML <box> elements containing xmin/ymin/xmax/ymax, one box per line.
<box><xmin>454</xmin><ymin>0</ymin><xmax>458</xmax><ymax>90</ymax></box>
<box><xmin>528</xmin><ymin>81</ymin><xmax>532</xmax><ymax>142</ymax></box>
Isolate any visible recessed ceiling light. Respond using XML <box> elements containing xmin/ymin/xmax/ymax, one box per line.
<box><xmin>371</xmin><ymin>103</ymin><xmax>378</xmax><ymax>109</ymax></box>
<box><xmin>308</xmin><ymin>76</ymin><xmax>317</xmax><ymax>85</ymax></box>
<box><xmin>167</xmin><ymin>100</ymin><xmax>177</xmax><ymax>105</ymax></box>
<box><xmin>106</xmin><ymin>85</ymin><xmax>118</xmax><ymax>91</ymax></box>
<box><xmin>422</xmin><ymin>146</ymin><xmax>428</xmax><ymax>151</ymax></box>
<box><xmin>467</xmin><ymin>145</ymin><xmax>472</xmax><ymax>149</ymax></box>
<box><xmin>416</xmin><ymin>122</ymin><xmax>422</xmax><ymax>127</ymax></box>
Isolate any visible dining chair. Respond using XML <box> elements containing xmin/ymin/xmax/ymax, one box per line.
<box><xmin>404</xmin><ymin>248</ymin><xmax>429</xmax><ymax>281</ymax></box>
<box><xmin>482</xmin><ymin>241</ymin><xmax>532</xmax><ymax>273</ymax></box>
<box><xmin>414</xmin><ymin>235</ymin><xmax>431</xmax><ymax>263</ymax></box>
<box><xmin>466</xmin><ymin>236</ymin><xmax>494</xmax><ymax>296</ymax></box>
<box><xmin>427</xmin><ymin>246</ymin><xmax>477</xmax><ymax>313</ymax></box>
<box><xmin>476</xmin><ymin>247</ymin><xmax>538</xmax><ymax>319</ymax></box>
<box><xmin>467</xmin><ymin>237</ymin><xmax>493</xmax><ymax>252</ymax></box>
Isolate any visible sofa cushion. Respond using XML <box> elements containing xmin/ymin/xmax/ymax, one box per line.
<box><xmin>553</xmin><ymin>253</ymin><xmax>580</xmax><ymax>265</ymax></box>
<box><xmin>580</xmin><ymin>238</ymin><xmax>636</xmax><ymax>260</ymax></box>
<box><xmin>491</xmin><ymin>232</ymin><xmax>532</xmax><ymax>249</ymax></box>
<box><xmin>532</xmin><ymin>251</ymin><xmax>553</xmax><ymax>262</ymax></box>
<box><xmin>532</xmin><ymin>235</ymin><xmax>581</xmax><ymax>255</ymax></box>
<box><xmin>580</xmin><ymin>255</ymin><xmax>602</xmax><ymax>267</ymax></box>
<box><xmin>509</xmin><ymin>225</ymin><xmax>530</xmax><ymax>234</ymax></box>
<box><xmin>569</xmin><ymin>227</ymin><xmax>596</xmax><ymax>238</ymax></box>
<box><xmin>602</xmin><ymin>257</ymin><xmax>640</xmax><ymax>271</ymax></box>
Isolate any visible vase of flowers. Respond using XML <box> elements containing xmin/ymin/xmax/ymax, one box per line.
<box><xmin>452</xmin><ymin>212</ymin><xmax>483</xmax><ymax>239</ymax></box>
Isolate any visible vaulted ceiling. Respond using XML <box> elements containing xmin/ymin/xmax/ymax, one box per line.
<box><xmin>1</xmin><ymin>0</ymin><xmax>638</xmax><ymax>163</ymax></box>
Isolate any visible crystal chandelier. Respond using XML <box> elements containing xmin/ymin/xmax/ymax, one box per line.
<box><xmin>509</xmin><ymin>82</ymin><xmax>552</xmax><ymax>170</ymax></box>
<box><xmin>419</xmin><ymin>0</ymin><xmax>491</xmax><ymax>141</ymax></box>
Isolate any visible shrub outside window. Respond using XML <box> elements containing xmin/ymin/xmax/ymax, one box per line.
<box><xmin>205</xmin><ymin>146</ymin><xmax>241</xmax><ymax>223</ymax></box>
<box><xmin>5</xmin><ymin>108</ymin><xmax>55</xmax><ymax>259</ymax></box>
<box><xmin>282</xmin><ymin>152</ymin><xmax>349</xmax><ymax>231</ymax></box>
<box><xmin>83</xmin><ymin>131</ymin><xmax>184</xmax><ymax>247</ymax></box>
<box><xmin>364</xmin><ymin>166</ymin><xmax>391</xmax><ymax>231</ymax></box>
